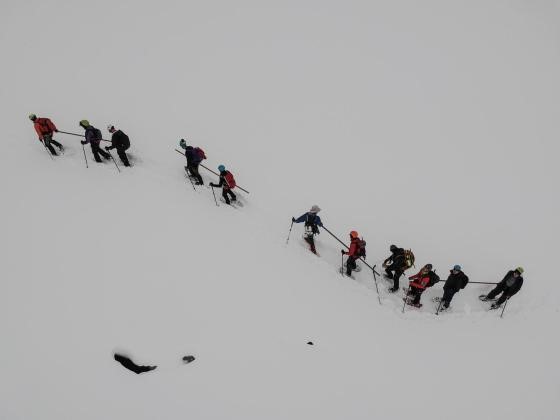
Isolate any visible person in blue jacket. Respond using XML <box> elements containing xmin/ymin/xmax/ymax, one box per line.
<box><xmin>292</xmin><ymin>205</ymin><xmax>323</xmax><ymax>254</ymax></box>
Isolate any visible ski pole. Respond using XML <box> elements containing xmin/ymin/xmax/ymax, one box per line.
<box><xmin>41</xmin><ymin>140</ymin><xmax>54</xmax><ymax>160</ymax></box>
<box><xmin>173</xmin><ymin>149</ymin><xmax>250</xmax><ymax>194</ymax></box>
<box><xmin>436</xmin><ymin>296</ymin><xmax>443</xmax><ymax>315</ymax></box>
<box><xmin>82</xmin><ymin>143</ymin><xmax>88</xmax><ymax>168</ymax></box>
<box><xmin>107</xmin><ymin>150</ymin><xmax>121</xmax><ymax>173</ymax></box>
<box><xmin>59</xmin><ymin>130</ymin><xmax>111</xmax><ymax>142</ymax></box>
<box><xmin>402</xmin><ymin>285</ymin><xmax>411</xmax><ymax>314</ymax></box>
<box><xmin>500</xmin><ymin>297</ymin><xmax>509</xmax><ymax>318</ymax></box>
<box><xmin>286</xmin><ymin>220</ymin><xmax>294</xmax><ymax>245</ymax></box>
<box><xmin>341</xmin><ymin>253</ymin><xmax>344</xmax><ymax>277</ymax></box>
<box><xmin>468</xmin><ymin>281</ymin><xmax>499</xmax><ymax>285</ymax></box>
<box><xmin>211</xmin><ymin>186</ymin><xmax>219</xmax><ymax>206</ymax></box>
<box><xmin>372</xmin><ymin>264</ymin><xmax>382</xmax><ymax>305</ymax></box>
<box><xmin>184</xmin><ymin>167</ymin><xmax>196</xmax><ymax>191</ymax></box>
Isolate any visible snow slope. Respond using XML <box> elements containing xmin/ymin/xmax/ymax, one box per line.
<box><xmin>1</xmin><ymin>1</ymin><xmax>559</xmax><ymax>419</ymax></box>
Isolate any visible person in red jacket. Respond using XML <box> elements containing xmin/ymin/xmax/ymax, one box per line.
<box><xmin>29</xmin><ymin>114</ymin><xmax>64</xmax><ymax>156</ymax></box>
<box><xmin>341</xmin><ymin>230</ymin><xmax>365</xmax><ymax>277</ymax></box>
<box><xmin>405</xmin><ymin>264</ymin><xmax>439</xmax><ymax>307</ymax></box>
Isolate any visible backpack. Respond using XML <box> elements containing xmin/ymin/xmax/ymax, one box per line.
<box><xmin>356</xmin><ymin>238</ymin><xmax>366</xmax><ymax>257</ymax></box>
<box><xmin>427</xmin><ymin>272</ymin><xmax>440</xmax><ymax>287</ymax></box>
<box><xmin>120</xmin><ymin>131</ymin><xmax>130</xmax><ymax>149</ymax></box>
<box><xmin>403</xmin><ymin>249</ymin><xmax>415</xmax><ymax>270</ymax></box>
<box><xmin>93</xmin><ymin>127</ymin><xmax>102</xmax><ymax>141</ymax></box>
<box><xmin>194</xmin><ymin>147</ymin><xmax>206</xmax><ymax>160</ymax></box>
<box><xmin>224</xmin><ymin>171</ymin><xmax>236</xmax><ymax>189</ymax></box>
<box><xmin>305</xmin><ymin>213</ymin><xmax>320</xmax><ymax>234</ymax></box>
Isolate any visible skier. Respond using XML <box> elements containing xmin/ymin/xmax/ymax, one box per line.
<box><xmin>383</xmin><ymin>245</ymin><xmax>407</xmax><ymax>293</ymax></box>
<box><xmin>179</xmin><ymin>139</ymin><xmax>205</xmax><ymax>185</ymax></box>
<box><xmin>292</xmin><ymin>205</ymin><xmax>323</xmax><ymax>254</ymax></box>
<box><xmin>79</xmin><ymin>120</ymin><xmax>111</xmax><ymax>163</ymax></box>
<box><xmin>29</xmin><ymin>114</ymin><xmax>64</xmax><ymax>156</ymax></box>
<box><xmin>341</xmin><ymin>231</ymin><xmax>365</xmax><ymax>276</ymax></box>
<box><xmin>440</xmin><ymin>265</ymin><xmax>469</xmax><ymax>310</ymax></box>
<box><xmin>480</xmin><ymin>267</ymin><xmax>524</xmax><ymax>309</ymax></box>
<box><xmin>105</xmin><ymin>125</ymin><xmax>131</xmax><ymax>167</ymax></box>
<box><xmin>209</xmin><ymin>165</ymin><xmax>237</xmax><ymax>204</ymax></box>
<box><xmin>405</xmin><ymin>264</ymin><xmax>439</xmax><ymax>308</ymax></box>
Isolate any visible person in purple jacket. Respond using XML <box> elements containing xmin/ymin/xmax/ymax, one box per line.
<box><xmin>179</xmin><ymin>139</ymin><xmax>206</xmax><ymax>185</ymax></box>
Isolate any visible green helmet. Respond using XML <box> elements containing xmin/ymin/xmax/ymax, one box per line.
<box><xmin>515</xmin><ymin>267</ymin><xmax>524</xmax><ymax>275</ymax></box>
<box><xmin>29</xmin><ymin>114</ymin><xmax>37</xmax><ymax>121</ymax></box>
<box><xmin>79</xmin><ymin>120</ymin><xmax>90</xmax><ymax>128</ymax></box>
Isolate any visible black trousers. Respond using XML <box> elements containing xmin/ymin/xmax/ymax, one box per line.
<box><xmin>187</xmin><ymin>163</ymin><xmax>203</xmax><ymax>183</ymax></box>
<box><xmin>487</xmin><ymin>283</ymin><xmax>515</xmax><ymax>305</ymax></box>
<box><xmin>91</xmin><ymin>141</ymin><xmax>110</xmax><ymax>162</ymax></box>
<box><xmin>43</xmin><ymin>134</ymin><xmax>63</xmax><ymax>156</ymax></box>
<box><xmin>115</xmin><ymin>147</ymin><xmax>131</xmax><ymax>167</ymax></box>
<box><xmin>222</xmin><ymin>187</ymin><xmax>236</xmax><ymax>204</ymax></box>
<box><xmin>441</xmin><ymin>288</ymin><xmax>458</xmax><ymax>307</ymax></box>
<box><xmin>386</xmin><ymin>267</ymin><xmax>404</xmax><ymax>290</ymax></box>
<box><xmin>408</xmin><ymin>286</ymin><xmax>424</xmax><ymax>305</ymax></box>
<box><xmin>346</xmin><ymin>256</ymin><xmax>357</xmax><ymax>276</ymax></box>
<box><xmin>304</xmin><ymin>235</ymin><xmax>316</xmax><ymax>254</ymax></box>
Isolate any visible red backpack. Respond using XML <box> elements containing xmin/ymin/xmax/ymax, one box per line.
<box><xmin>224</xmin><ymin>171</ymin><xmax>236</xmax><ymax>189</ymax></box>
<box><xmin>194</xmin><ymin>147</ymin><xmax>206</xmax><ymax>160</ymax></box>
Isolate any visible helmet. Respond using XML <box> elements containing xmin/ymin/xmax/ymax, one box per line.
<box><xmin>310</xmin><ymin>205</ymin><xmax>321</xmax><ymax>213</ymax></box>
<box><xmin>79</xmin><ymin>120</ymin><xmax>90</xmax><ymax>128</ymax></box>
<box><xmin>218</xmin><ymin>165</ymin><xmax>226</xmax><ymax>172</ymax></box>
<box><xmin>390</xmin><ymin>244</ymin><xmax>397</xmax><ymax>252</ymax></box>
<box><xmin>453</xmin><ymin>265</ymin><xmax>461</xmax><ymax>271</ymax></box>
<box><xmin>350</xmin><ymin>231</ymin><xmax>359</xmax><ymax>239</ymax></box>
<box><xmin>179</xmin><ymin>139</ymin><xmax>187</xmax><ymax>149</ymax></box>
<box><xmin>424</xmin><ymin>264</ymin><xmax>433</xmax><ymax>271</ymax></box>
<box><xmin>107</xmin><ymin>124</ymin><xmax>115</xmax><ymax>132</ymax></box>
<box><xmin>28</xmin><ymin>114</ymin><xmax>37</xmax><ymax>121</ymax></box>
<box><xmin>515</xmin><ymin>267</ymin><xmax>524</xmax><ymax>275</ymax></box>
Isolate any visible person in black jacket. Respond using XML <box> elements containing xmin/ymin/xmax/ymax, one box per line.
<box><xmin>383</xmin><ymin>245</ymin><xmax>406</xmax><ymax>293</ymax></box>
<box><xmin>105</xmin><ymin>125</ymin><xmax>131</xmax><ymax>167</ymax></box>
<box><xmin>440</xmin><ymin>265</ymin><xmax>469</xmax><ymax>310</ymax></box>
<box><xmin>210</xmin><ymin>165</ymin><xmax>237</xmax><ymax>204</ymax></box>
<box><xmin>480</xmin><ymin>267</ymin><xmax>524</xmax><ymax>309</ymax></box>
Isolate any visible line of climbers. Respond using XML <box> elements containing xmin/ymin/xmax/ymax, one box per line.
<box><xmin>29</xmin><ymin>115</ymin><xmax>131</xmax><ymax>167</ymax></box>
<box><xmin>291</xmin><ymin>205</ymin><xmax>524</xmax><ymax>311</ymax></box>
<box><xmin>29</xmin><ymin>115</ymin><xmax>241</xmax><ymax>206</ymax></box>
<box><xmin>29</xmin><ymin>114</ymin><xmax>525</xmax><ymax>311</ymax></box>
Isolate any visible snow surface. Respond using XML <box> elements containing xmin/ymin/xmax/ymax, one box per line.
<box><xmin>1</xmin><ymin>1</ymin><xmax>559</xmax><ymax>419</ymax></box>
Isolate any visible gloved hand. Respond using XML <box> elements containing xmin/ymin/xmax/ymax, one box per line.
<box><xmin>292</xmin><ymin>217</ymin><xmax>296</xmax><ymax>222</ymax></box>
<box><xmin>104</xmin><ymin>146</ymin><xmax>110</xmax><ymax>151</ymax></box>
<box><xmin>55</xmin><ymin>129</ymin><xmax>59</xmax><ymax>132</ymax></box>
<box><xmin>81</xmin><ymin>140</ymin><xmax>87</xmax><ymax>145</ymax></box>
<box><xmin>341</xmin><ymin>249</ymin><xmax>346</xmax><ymax>255</ymax></box>
<box><xmin>209</xmin><ymin>183</ymin><xmax>216</xmax><ymax>187</ymax></box>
